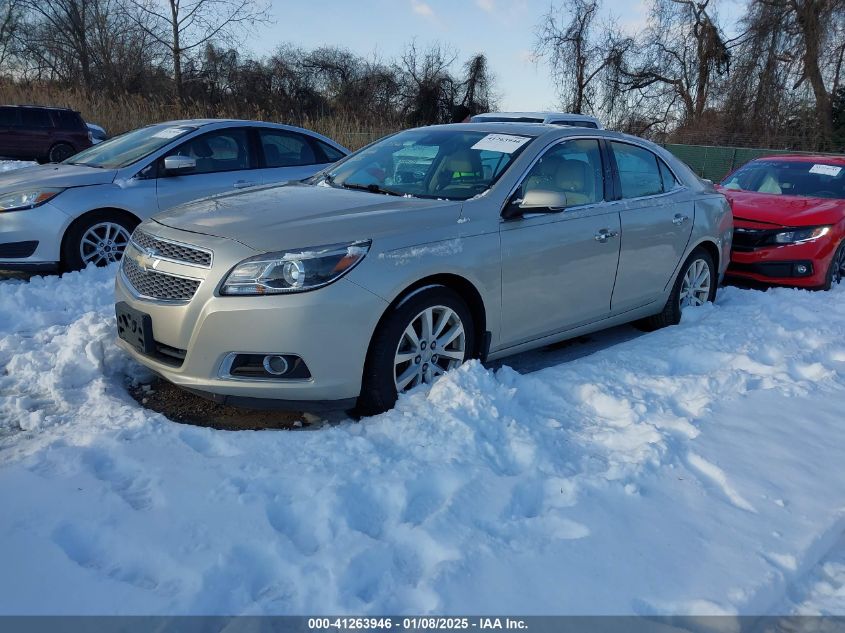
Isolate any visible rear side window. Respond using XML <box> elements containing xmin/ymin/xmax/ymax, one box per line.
<box><xmin>259</xmin><ymin>129</ymin><xmax>317</xmax><ymax>167</ymax></box>
<box><xmin>20</xmin><ymin>109</ymin><xmax>52</xmax><ymax>128</ymax></box>
<box><xmin>611</xmin><ymin>142</ymin><xmax>665</xmax><ymax>198</ymax></box>
<box><xmin>55</xmin><ymin>110</ymin><xmax>84</xmax><ymax>130</ymax></box>
<box><xmin>658</xmin><ymin>159</ymin><xmax>679</xmax><ymax>191</ymax></box>
<box><xmin>316</xmin><ymin>140</ymin><xmax>345</xmax><ymax>163</ymax></box>
<box><xmin>0</xmin><ymin>107</ymin><xmax>18</xmax><ymax>126</ymax></box>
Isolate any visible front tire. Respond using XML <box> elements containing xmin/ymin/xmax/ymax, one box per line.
<box><xmin>61</xmin><ymin>211</ymin><xmax>138</xmax><ymax>272</ymax></box>
<box><xmin>636</xmin><ymin>247</ymin><xmax>717</xmax><ymax>331</ymax></box>
<box><xmin>356</xmin><ymin>286</ymin><xmax>476</xmax><ymax>416</ymax></box>
<box><xmin>822</xmin><ymin>239</ymin><xmax>845</xmax><ymax>290</ymax></box>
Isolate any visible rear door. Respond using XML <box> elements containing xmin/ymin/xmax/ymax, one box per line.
<box><xmin>155</xmin><ymin>127</ymin><xmax>258</xmax><ymax>210</ymax></box>
<box><xmin>18</xmin><ymin>108</ymin><xmax>53</xmax><ymax>159</ymax></box>
<box><xmin>608</xmin><ymin>140</ymin><xmax>694</xmax><ymax>313</ymax></box>
<box><xmin>499</xmin><ymin>138</ymin><xmax>621</xmax><ymax>346</ymax></box>
<box><xmin>252</xmin><ymin>128</ymin><xmax>338</xmax><ymax>184</ymax></box>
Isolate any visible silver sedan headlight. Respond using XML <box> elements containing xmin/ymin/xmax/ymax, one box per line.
<box><xmin>0</xmin><ymin>188</ymin><xmax>65</xmax><ymax>212</ymax></box>
<box><xmin>221</xmin><ymin>240</ymin><xmax>371</xmax><ymax>296</ymax></box>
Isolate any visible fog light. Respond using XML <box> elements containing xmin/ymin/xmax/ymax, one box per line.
<box><xmin>795</xmin><ymin>264</ymin><xmax>809</xmax><ymax>275</ymax></box>
<box><xmin>262</xmin><ymin>354</ymin><xmax>290</xmax><ymax>376</ymax></box>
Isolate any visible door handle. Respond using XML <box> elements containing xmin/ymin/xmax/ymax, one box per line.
<box><xmin>233</xmin><ymin>180</ymin><xmax>258</xmax><ymax>189</ymax></box>
<box><xmin>594</xmin><ymin>229</ymin><xmax>619</xmax><ymax>242</ymax></box>
<box><xmin>673</xmin><ymin>214</ymin><xmax>689</xmax><ymax>225</ymax></box>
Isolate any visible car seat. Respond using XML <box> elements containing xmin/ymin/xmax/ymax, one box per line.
<box><xmin>554</xmin><ymin>159</ymin><xmax>595</xmax><ymax>206</ymax></box>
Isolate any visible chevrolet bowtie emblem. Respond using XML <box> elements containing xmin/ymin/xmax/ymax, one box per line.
<box><xmin>137</xmin><ymin>247</ymin><xmax>161</xmax><ymax>272</ymax></box>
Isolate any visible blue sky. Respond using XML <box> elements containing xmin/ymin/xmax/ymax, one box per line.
<box><xmin>253</xmin><ymin>0</ymin><xmax>656</xmax><ymax>111</ymax></box>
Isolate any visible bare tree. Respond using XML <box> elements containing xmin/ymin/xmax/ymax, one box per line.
<box><xmin>534</xmin><ymin>0</ymin><xmax>622</xmax><ymax>114</ymax></box>
<box><xmin>130</xmin><ymin>0</ymin><xmax>270</xmax><ymax>103</ymax></box>
<box><xmin>611</xmin><ymin>0</ymin><xmax>730</xmax><ymax>127</ymax></box>
<box><xmin>0</xmin><ymin>0</ymin><xmax>21</xmax><ymax>70</ymax></box>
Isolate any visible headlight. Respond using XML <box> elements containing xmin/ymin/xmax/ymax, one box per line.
<box><xmin>221</xmin><ymin>240</ymin><xmax>371</xmax><ymax>295</ymax></box>
<box><xmin>772</xmin><ymin>226</ymin><xmax>831</xmax><ymax>244</ymax></box>
<box><xmin>0</xmin><ymin>188</ymin><xmax>65</xmax><ymax>212</ymax></box>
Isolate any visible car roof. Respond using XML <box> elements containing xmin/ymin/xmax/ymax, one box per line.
<box><xmin>472</xmin><ymin>111</ymin><xmax>601</xmax><ymax>125</ymax></box>
<box><xmin>146</xmin><ymin>119</ymin><xmax>349</xmax><ymax>151</ymax></box>
<box><xmin>423</xmin><ymin>122</ymin><xmax>642</xmax><ymax>143</ymax></box>
<box><xmin>1</xmin><ymin>104</ymin><xmax>78</xmax><ymax>112</ymax></box>
<box><xmin>755</xmin><ymin>154</ymin><xmax>845</xmax><ymax>165</ymax></box>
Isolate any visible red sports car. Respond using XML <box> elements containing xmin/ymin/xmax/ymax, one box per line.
<box><xmin>717</xmin><ymin>155</ymin><xmax>845</xmax><ymax>289</ymax></box>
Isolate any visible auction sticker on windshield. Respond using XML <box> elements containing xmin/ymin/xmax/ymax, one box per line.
<box><xmin>809</xmin><ymin>164</ymin><xmax>842</xmax><ymax>177</ymax></box>
<box><xmin>471</xmin><ymin>134</ymin><xmax>531</xmax><ymax>153</ymax></box>
<box><xmin>152</xmin><ymin>127</ymin><xmax>191</xmax><ymax>139</ymax></box>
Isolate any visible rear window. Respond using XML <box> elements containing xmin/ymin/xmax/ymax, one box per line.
<box><xmin>55</xmin><ymin>110</ymin><xmax>85</xmax><ymax>130</ymax></box>
<box><xmin>20</xmin><ymin>109</ymin><xmax>52</xmax><ymax>128</ymax></box>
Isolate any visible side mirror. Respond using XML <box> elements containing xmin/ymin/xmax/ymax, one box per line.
<box><xmin>163</xmin><ymin>155</ymin><xmax>196</xmax><ymax>175</ymax></box>
<box><xmin>502</xmin><ymin>188</ymin><xmax>568</xmax><ymax>220</ymax></box>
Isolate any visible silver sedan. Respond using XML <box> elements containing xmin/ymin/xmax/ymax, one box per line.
<box><xmin>0</xmin><ymin>119</ymin><xmax>348</xmax><ymax>271</ymax></box>
<box><xmin>114</xmin><ymin>123</ymin><xmax>732</xmax><ymax>415</ymax></box>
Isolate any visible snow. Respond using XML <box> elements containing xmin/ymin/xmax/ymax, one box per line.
<box><xmin>0</xmin><ymin>160</ymin><xmax>35</xmax><ymax>172</ymax></box>
<box><xmin>1</xmin><ymin>243</ymin><xmax>845</xmax><ymax>614</ymax></box>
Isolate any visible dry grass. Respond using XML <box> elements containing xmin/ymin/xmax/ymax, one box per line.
<box><xmin>0</xmin><ymin>82</ymin><xmax>402</xmax><ymax>149</ymax></box>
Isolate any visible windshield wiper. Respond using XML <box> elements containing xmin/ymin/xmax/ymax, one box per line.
<box><xmin>340</xmin><ymin>182</ymin><xmax>403</xmax><ymax>196</ymax></box>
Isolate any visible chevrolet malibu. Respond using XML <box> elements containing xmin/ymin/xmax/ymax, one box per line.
<box><xmin>115</xmin><ymin>123</ymin><xmax>732</xmax><ymax>415</ymax></box>
<box><xmin>0</xmin><ymin>119</ymin><xmax>347</xmax><ymax>272</ymax></box>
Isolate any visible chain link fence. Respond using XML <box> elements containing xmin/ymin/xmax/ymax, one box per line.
<box><xmin>660</xmin><ymin>143</ymin><xmax>844</xmax><ymax>182</ymax></box>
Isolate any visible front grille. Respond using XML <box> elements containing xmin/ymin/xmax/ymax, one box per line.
<box><xmin>131</xmin><ymin>229</ymin><xmax>212</xmax><ymax>267</ymax></box>
<box><xmin>732</xmin><ymin>227</ymin><xmax>778</xmax><ymax>251</ymax></box>
<box><xmin>122</xmin><ymin>256</ymin><xmax>201</xmax><ymax>302</ymax></box>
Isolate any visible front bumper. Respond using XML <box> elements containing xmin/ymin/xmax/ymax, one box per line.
<box><xmin>115</xmin><ymin>226</ymin><xmax>388</xmax><ymax>407</ymax></box>
<box><xmin>0</xmin><ymin>202</ymin><xmax>71</xmax><ymax>270</ymax></box>
<box><xmin>727</xmin><ymin>235</ymin><xmax>836</xmax><ymax>288</ymax></box>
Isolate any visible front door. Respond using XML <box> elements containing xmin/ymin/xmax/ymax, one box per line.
<box><xmin>607</xmin><ymin>141</ymin><xmax>694</xmax><ymax>313</ymax></box>
<box><xmin>500</xmin><ymin>138</ymin><xmax>621</xmax><ymax>347</ymax></box>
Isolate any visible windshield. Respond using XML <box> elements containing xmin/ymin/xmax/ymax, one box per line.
<box><xmin>314</xmin><ymin>128</ymin><xmax>534</xmax><ymax>200</ymax></box>
<box><xmin>65</xmin><ymin>123</ymin><xmax>197</xmax><ymax>169</ymax></box>
<box><xmin>722</xmin><ymin>160</ymin><xmax>845</xmax><ymax>199</ymax></box>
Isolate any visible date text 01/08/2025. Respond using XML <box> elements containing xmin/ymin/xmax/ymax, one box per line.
<box><xmin>307</xmin><ymin>618</ymin><xmax>529</xmax><ymax>630</ymax></box>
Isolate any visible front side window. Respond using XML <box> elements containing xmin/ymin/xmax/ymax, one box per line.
<box><xmin>316</xmin><ymin>140</ymin><xmax>345</xmax><ymax>163</ymax></box>
<box><xmin>721</xmin><ymin>160</ymin><xmax>845</xmax><ymax>199</ymax></box>
<box><xmin>66</xmin><ymin>123</ymin><xmax>196</xmax><ymax>168</ymax></box>
<box><xmin>165</xmin><ymin>128</ymin><xmax>252</xmax><ymax>175</ymax></box>
<box><xmin>317</xmin><ymin>129</ymin><xmax>534</xmax><ymax>200</ymax></box>
<box><xmin>611</xmin><ymin>141</ymin><xmax>665</xmax><ymax>198</ymax></box>
<box><xmin>259</xmin><ymin>129</ymin><xmax>316</xmax><ymax>167</ymax></box>
<box><xmin>518</xmin><ymin>138</ymin><xmax>604</xmax><ymax>207</ymax></box>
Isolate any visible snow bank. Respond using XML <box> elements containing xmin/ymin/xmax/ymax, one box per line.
<box><xmin>0</xmin><ymin>160</ymin><xmax>36</xmax><ymax>172</ymax></box>
<box><xmin>1</xmin><ymin>267</ymin><xmax>845</xmax><ymax>616</ymax></box>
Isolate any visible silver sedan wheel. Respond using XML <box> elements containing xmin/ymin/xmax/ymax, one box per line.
<box><xmin>80</xmin><ymin>222</ymin><xmax>131</xmax><ymax>266</ymax></box>
<box><xmin>394</xmin><ymin>305</ymin><xmax>466</xmax><ymax>392</ymax></box>
<box><xmin>679</xmin><ymin>258</ymin><xmax>712</xmax><ymax>310</ymax></box>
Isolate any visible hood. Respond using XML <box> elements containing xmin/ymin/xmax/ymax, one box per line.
<box><xmin>0</xmin><ymin>163</ymin><xmax>117</xmax><ymax>191</ymax></box>
<box><xmin>718</xmin><ymin>187</ymin><xmax>845</xmax><ymax>227</ymax></box>
<box><xmin>153</xmin><ymin>182</ymin><xmax>463</xmax><ymax>252</ymax></box>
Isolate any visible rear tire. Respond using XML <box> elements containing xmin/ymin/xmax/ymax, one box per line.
<box><xmin>355</xmin><ymin>286</ymin><xmax>476</xmax><ymax>416</ymax></box>
<box><xmin>61</xmin><ymin>210</ymin><xmax>138</xmax><ymax>272</ymax></box>
<box><xmin>636</xmin><ymin>247</ymin><xmax>717</xmax><ymax>332</ymax></box>
<box><xmin>48</xmin><ymin>142</ymin><xmax>75</xmax><ymax>163</ymax></box>
<box><xmin>822</xmin><ymin>239</ymin><xmax>845</xmax><ymax>291</ymax></box>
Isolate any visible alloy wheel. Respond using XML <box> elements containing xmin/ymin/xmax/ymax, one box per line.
<box><xmin>679</xmin><ymin>258</ymin><xmax>712</xmax><ymax>310</ymax></box>
<box><xmin>80</xmin><ymin>222</ymin><xmax>131</xmax><ymax>266</ymax></box>
<box><xmin>393</xmin><ymin>305</ymin><xmax>466</xmax><ymax>392</ymax></box>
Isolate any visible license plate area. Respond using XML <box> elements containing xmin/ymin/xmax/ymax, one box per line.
<box><xmin>116</xmin><ymin>302</ymin><xmax>155</xmax><ymax>354</ymax></box>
